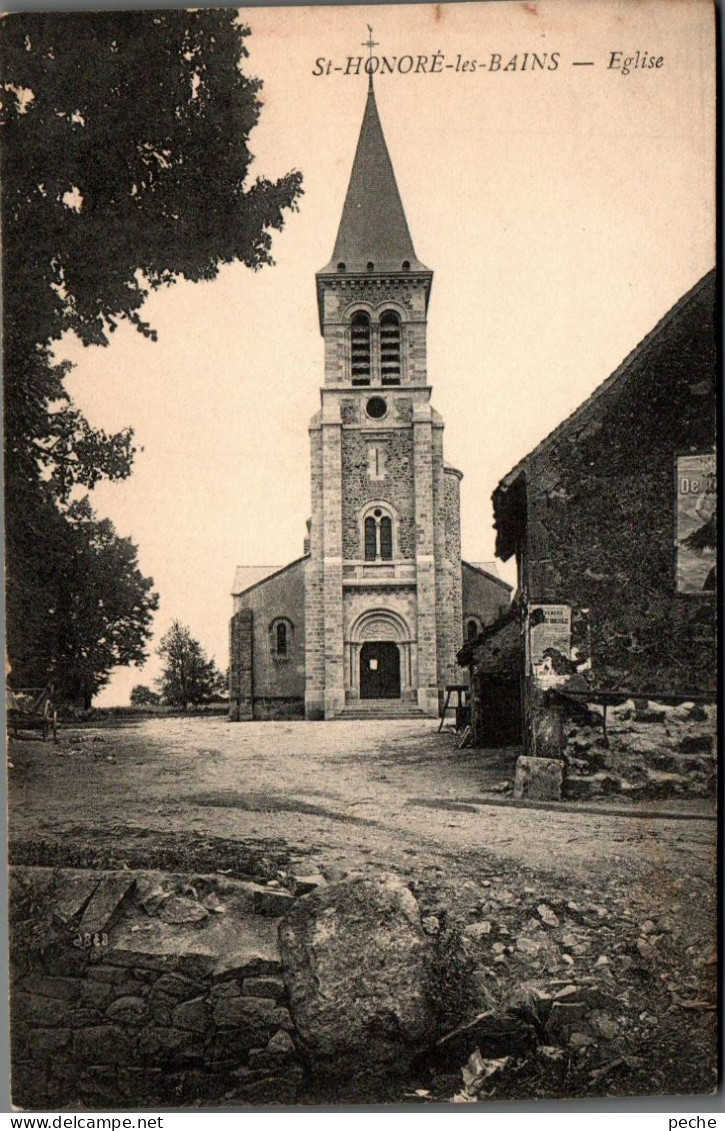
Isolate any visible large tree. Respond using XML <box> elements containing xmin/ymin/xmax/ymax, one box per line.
<box><xmin>1</xmin><ymin>10</ymin><xmax>303</xmax><ymax>690</ymax></box>
<box><xmin>45</xmin><ymin>498</ymin><xmax>159</xmax><ymax>708</ymax></box>
<box><xmin>156</xmin><ymin>621</ymin><xmax>225</xmax><ymax>709</ymax></box>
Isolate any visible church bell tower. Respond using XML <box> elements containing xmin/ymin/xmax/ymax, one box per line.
<box><xmin>304</xmin><ymin>76</ymin><xmax>463</xmax><ymax>720</ymax></box>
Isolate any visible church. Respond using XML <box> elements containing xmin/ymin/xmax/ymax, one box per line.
<box><xmin>229</xmin><ymin>78</ymin><xmax>511</xmax><ymax>721</ymax></box>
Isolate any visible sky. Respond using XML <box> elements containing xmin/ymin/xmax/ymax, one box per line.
<box><xmin>59</xmin><ymin>0</ymin><xmax>715</xmax><ymax>706</ymax></box>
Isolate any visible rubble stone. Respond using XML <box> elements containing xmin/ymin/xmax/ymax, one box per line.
<box><xmin>279</xmin><ymin>874</ymin><xmax>436</xmax><ymax>1062</ymax></box>
<box><xmin>513</xmin><ymin>757</ymin><xmax>563</xmax><ymax>801</ymax></box>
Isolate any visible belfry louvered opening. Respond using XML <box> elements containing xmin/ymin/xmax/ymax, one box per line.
<box><xmin>380</xmin><ymin>310</ymin><xmax>401</xmax><ymax>385</ymax></box>
<box><xmin>351</xmin><ymin>311</ymin><xmax>372</xmax><ymax>384</ymax></box>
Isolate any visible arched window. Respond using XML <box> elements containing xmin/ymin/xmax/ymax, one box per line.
<box><xmin>270</xmin><ymin>618</ymin><xmax>293</xmax><ymax>661</ymax></box>
<box><xmin>466</xmin><ymin>616</ymin><xmax>482</xmax><ymax>641</ymax></box>
<box><xmin>363</xmin><ymin>507</ymin><xmax>394</xmax><ymax>562</ymax></box>
<box><xmin>364</xmin><ymin>516</ymin><xmax>377</xmax><ymax>561</ymax></box>
<box><xmin>351</xmin><ymin>311</ymin><xmax>371</xmax><ymax>385</ymax></box>
<box><xmin>380</xmin><ymin>310</ymin><xmax>401</xmax><ymax>385</ymax></box>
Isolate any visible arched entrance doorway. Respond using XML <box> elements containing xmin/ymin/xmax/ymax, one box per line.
<box><xmin>346</xmin><ymin>608</ymin><xmax>414</xmax><ymax>703</ymax></box>
<box><xmin>360</xmin><ymin>641</ymin><xmax>401</xmax><ymax>699</ymax></box>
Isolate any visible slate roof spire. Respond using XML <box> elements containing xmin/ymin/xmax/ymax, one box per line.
<box><xmin>319</xmin><ymin>77</ymin><xmax>429</xmax><ymax>276</ymax></box>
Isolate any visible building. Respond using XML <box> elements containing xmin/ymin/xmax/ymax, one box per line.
<box><xmin>229</xmin><ymin>79</ymin><xmax>511</xmax><ymax>721</ymax></box>
<box><xmin>465</xmin><ymin>269</ymin><xmax>716</xmax><ymax>757</ymax></box>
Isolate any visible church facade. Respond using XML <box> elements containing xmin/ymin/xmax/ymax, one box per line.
<box><xmin>229</xmin><ymin>80</ymin><xmax>511</xmax><ymax>721</ymax></box>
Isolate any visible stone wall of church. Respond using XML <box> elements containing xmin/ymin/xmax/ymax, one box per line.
<box><xmin>304</xmin><ymin>423</ymin><xmax>326</xmax><ymax>719</ymax></box>
<box><xmin>433</xmin><ymin>459</ymin><xmax>465</xmax><ymax>690</ymax></box>
<box><xmin>229</xmin><ymin>610</ymin><xmax>253</xmax><ymax>722</ymax></box>
<box><xmin>230</xmin><ymin>561</ymin><xmax>306</xmax><ymax>720</ymax></box>
<box><xmin>343</xmin><ymin>587</ymin><xmax>417</xmax><ymax>641</ymax></box>
<box><xmin>340</xmin><ymin>431</ymin><xmax>416</xmax><ymax>560</ymax></box>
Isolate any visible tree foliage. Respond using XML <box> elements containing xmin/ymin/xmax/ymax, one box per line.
<box><xmin>130</xmin><ymin>684</ymin><xmax>161</xmax><ymax>707</ymax></box>
<box><xmin>5</xmin><ymin>497</ymin><xmax>159</xmax><ymax>708</ymax></box>
<box><xmin>1</xmin><ymin>11</ymin><xmax>303</xmax><ymax>695</ymax></box>
<box><xmin>156</xmin><ymin>621</ymin><xmax>225</xmax><ymax>708</ymax></box>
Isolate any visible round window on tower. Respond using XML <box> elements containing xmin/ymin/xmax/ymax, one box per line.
<box><xmin>366</xmin><ymin>396</ymin><xmax>387</xmax><ymax>420</ymax></box>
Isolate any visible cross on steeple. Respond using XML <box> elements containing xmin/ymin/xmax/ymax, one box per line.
<box><xmin>362</xmin><ymin>25</ymin><xmax>378</xmax><ymax>87</ymax></box>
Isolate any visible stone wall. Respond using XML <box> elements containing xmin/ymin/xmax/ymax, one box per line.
<box><xmin>229</xmin><ymin>560</ymin><xmax>306</xmax><ymax>720</ymax></box>
<box><xmin>563</xmin><ymin>698</ymin><xmax>717</xmax><ymax>801</ymax></box>
<box><xmin>319</xmin><ymin>277</ymin><xmax>429</xmax><ymax>387</ymax></box>
<box><xmin>341</xmin><ymin>431</ymin><xmax>416</xmax><ymax>560</ymax></box>
<box><xmin>229</xmin><ymin>610</ymin><xmax>253</xmax><ymax>722</ymax></box>
<box><xmin>10</xmin><ymin>868</ymin><xmax>313</xmax><ymax>1110</ymax></box>
<box><xmin>304</xmin><ymin>421</ymin><xmax>326</xmax><ymax>719</ymax></box>
<box><xmin>495</xmin><ymin>272</ymin><xmax>717</xmax><ymax>700</ymax></box>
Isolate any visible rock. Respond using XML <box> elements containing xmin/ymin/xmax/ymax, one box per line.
<box><xmin>242</xmin><ymin>976</ymin><xmax>286</xmax><ymax>1001</ymax></box>
<box><xmin>231</xmin><ymin>1070</ymin><xmax>302</xmax><ymax>1105</ymax></box>
<box><xmin>157</xmin><ymin>896</ymin><xmax>209</xmax><ymax>926</ymax></box>
<box><xmin>106</xmin><ymin>995</ymin><xmax>149</xmax><ymax>1024</ymax></box>
<box><xmin>80</xmin><ymin>979</ymin><xmax>114</xmax><ymax>1008</ymax></box>
<box><xmin>463</xmin><ymin>921</ymin><xmax>492</xmax><ymax>942</ymax></box>
<box><xmin>516</xmin><ymin>936</ymin><xmax>544</xmax><ymax>956</ymax></box>
<box><xmin>253</xmin><ymin>888</ymin><xmax>296</xmax><ymax>917</ymax></box>
<box><xmin>213</xmin><ymin>995</ymin><xmax>279</xmax><ymax>1028</ymax></box>
<box><xmin>634</xmin><ymin>705</ymin><xmax>667</xmax><ymax>723</ymax></box>
<box><xmin>172</xmin><ymin>996</ymin><xmax>210</xmax><ymax>1032</ymax></box>
<box><xmin>268</xmin><ymin>1028</ymin><xmax>295</xmax><ymax>1055</ymax></box>
<box><xmin>13</xmin><ymin>992</ymin><xmax>72</xmax><ymax>1028</ymax></box>
<box><xmin>53</xmin><ymin>874</ymin><xmax>102</xmax><ymax>924</ymax></box>
<box><xmin>73</xmin><ymin>1024</ymin><xmax>133</xmax><ymax>1064</ymax></box>
<box><xmin>589</xmin><ymin>1010</ymin><xmax>620</xmax><ymax>1039</ymax></box>
<box><xmin>636</xmin><ymin>937</ymin><xmax>656</xmax><ymax>960</ymax></box>
<box><xmin>137</xmin><ymin>1025</ymin><xmax>206</xmax><ymax>1060</ymax></box>
<box><xmin>537</xmin><ymin>904</ymin><xmax>559</xmax><ymax>928</ymax></box>
<box><xmin>213</xmin><ymin>947</ymin><xmax>281</xmax><ymax>980</ymax></box>
<box><xmin>79</xmin><ymin>874</ymin><xmax>136</xmax><ymax>935</ymax></box>
<box><xmin>292</xmin><ymin>873</ymin><xmax>327</xmax><ymax>897</ymax></box>
<box><xmin>679</xmin><ymin>734</ymin><xmax>713</xmax><ymax>754</ymax></box>
<box><xmin>566</xmin><ymin>773</ymin><xmax>622</xmax><ymax>799</ymax></box>
<box><xmin>279</xmin><ymin>874</ymin><xmax>436</xmax><ymax>1063</ymax></box>
<box><xmin>601</xmin><ymin>751</ymin><xmax>649</xmax><ymax>783</ymax></box>
<box><xmin>25</xmin><ymin>1028</ymin><xmax>71</xmax><ymax>1057</ymax></box>
<box><xmin>18</xmin><ymin>975</ymin><xmax>81</xmax><ymax>1001</ymax></box>
<box><xmin>154</xmin><ymin>972</ymin><xmax>203</xmax><ymax>999</ymax></box>
<box><xmin>513</xmin><ymin>757</ymin><xmax>563</xmax><ymax>802</ymax></box>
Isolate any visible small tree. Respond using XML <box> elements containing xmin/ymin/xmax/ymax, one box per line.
<box><xmin>130</xmin><ymin>684</ymin><xmax>160</xmax><ymax>706</ymax></box>
<box><xmin>156</xmin><ymin>621</ymin><xmax>224</xmax><ymax>708</ymax></box>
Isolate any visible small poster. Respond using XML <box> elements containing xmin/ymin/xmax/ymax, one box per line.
<box><xmin>527</xmin><ymin>604</ymin><xmax>572</xmax><ymax>678</ymax></box>
<box><xmin>676</xmin><ymin>454</ymin><xmax>716</xmax><ymax>593</ymax></box>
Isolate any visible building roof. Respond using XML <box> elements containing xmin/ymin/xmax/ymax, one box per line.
<box><xmin>497</xmin><ymin>269</ymin><xmax>716</xmax><ymax>495</ymax></box>
<box><xmin>319</xmin><ymin>81</ymin><xmax>429</xmax><ymax>276</ymax></box>
<box><xmin>462</xmin><ymin>559</ymin><xmax>512</xmax><ymax>591</ymax></box>
<box><xmin>493</xmin><ymin>268</ymin><xmax>717</xmax><ymax>559</ymax></box>
<box><xmin>231</xmin><ymin>557</ymin><xmax>307</xmax><ymax>597</ymax></box>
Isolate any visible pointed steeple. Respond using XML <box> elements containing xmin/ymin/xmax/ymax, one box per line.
<box><xmin>320</xmin><ymin>81</ymin><xmax>429</xmax><ymax>276</ymax></box>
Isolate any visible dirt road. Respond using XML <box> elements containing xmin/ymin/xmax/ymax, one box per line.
<box><xmin>9</xmin><ymin>716</ymin><xmax>715</xmax><ymax>901</ymax></box>
<box><xmin>8</xmin><ymin>717</ymin><xmax>718</xmax><ymax>1099</ymax></box>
